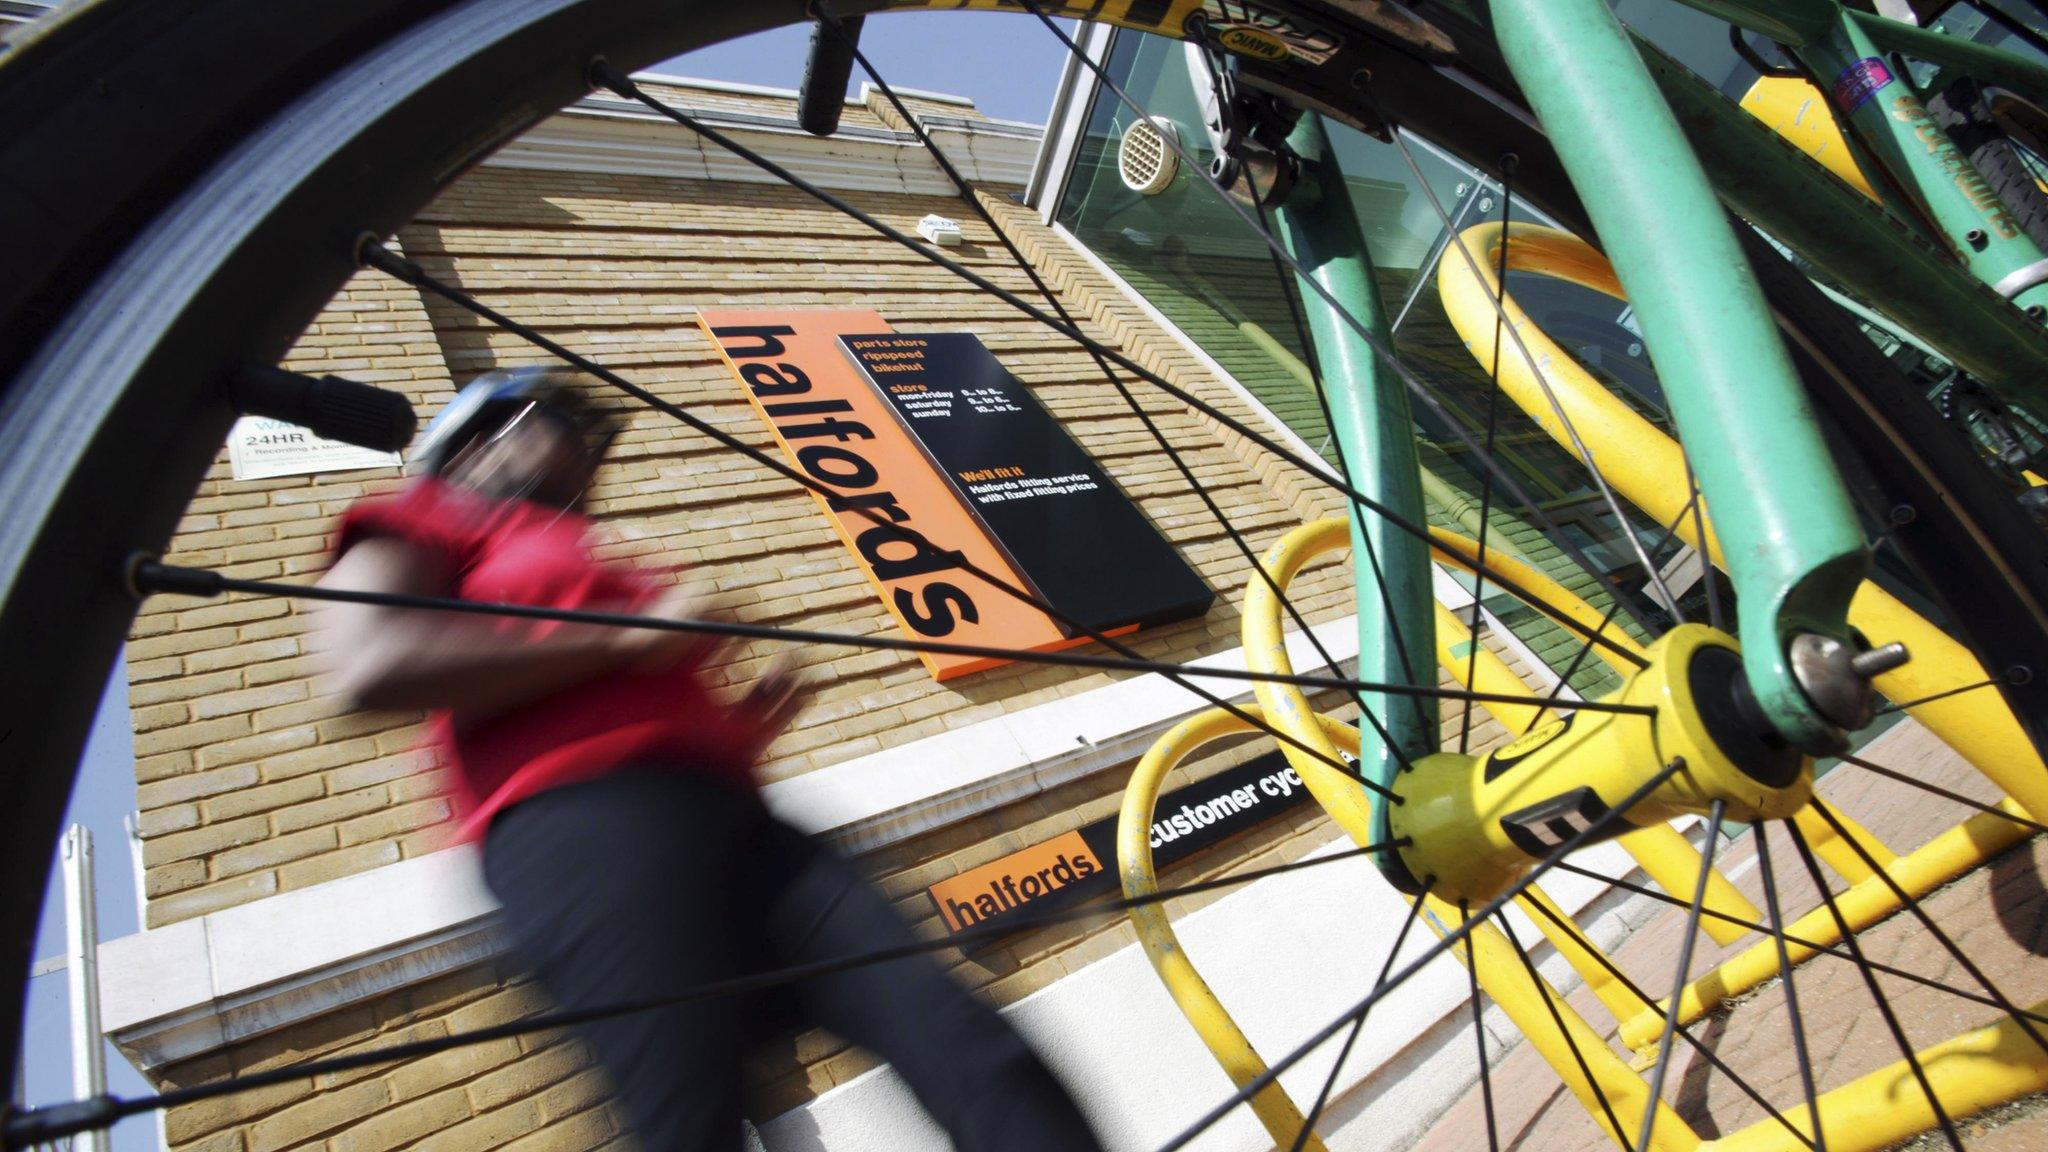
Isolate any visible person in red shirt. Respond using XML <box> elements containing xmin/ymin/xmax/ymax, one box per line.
<box><xmin>317</xmin><ymin>368</ymin><xmax>1102</xmax><ymax>1152</ymax></box>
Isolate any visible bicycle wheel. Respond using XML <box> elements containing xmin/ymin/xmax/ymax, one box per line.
<box><xmin>4</xmin><ymin>3</ymin><xmax>2047</xmax><ymax>1151</ymax></box>
<box><xmin>1929</xmin><ymin>75</ymin><xmax>2048</xmax><ymax>256</ymax></box>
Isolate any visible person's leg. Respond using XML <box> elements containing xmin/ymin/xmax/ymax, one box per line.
<box><xmin>483</xmin><ymin>773</ymin><xmax>769</xmax><ymax>1152</ymax></box>
<box><xmin>764</xmin><ymin>826</ymin><xmax>1104</xmax><ymax>1152</ymax></box>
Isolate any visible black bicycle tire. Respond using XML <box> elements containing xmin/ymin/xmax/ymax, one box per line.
<box><xmin>0</xmin><ymin>0</ymin><xmax>1487</xmax><ymax>1091</ymax></box>
<box><xmin>1928</xmin><ymin>75</ymin><xmax>2048</xmax><ymax>256</ymax></box>
<box><xmin>4</xmin><ymin>0</ymin><xmax>2048</xmax><ymax>1113</ymax></box>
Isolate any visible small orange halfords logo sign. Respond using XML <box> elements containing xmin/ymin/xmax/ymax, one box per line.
<box><xmin>928</xmin><ymin>830</ymin><xmax>1104</xmax><ymax>932</ymax></box>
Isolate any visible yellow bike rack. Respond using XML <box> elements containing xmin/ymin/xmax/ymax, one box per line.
<box><xmin>1436</xmin><ymin>220</ymin><xmax>2048</xmax><ymax>825</ymax></box>
<box><xmin>1113</xmin><ymin>224</ymin><xmax>2048</xmax><ymax>1149</ymax></box>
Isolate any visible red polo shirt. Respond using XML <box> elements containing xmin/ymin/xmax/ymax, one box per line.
<box><xmin>336</xmin><ymin>479</ymin><xmax>769</xmax><ymax>841</ymax></box>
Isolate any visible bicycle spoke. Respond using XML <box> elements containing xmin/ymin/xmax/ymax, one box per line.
<box><xmin>1519</xmin><ymin>488</ymin><xmax>1702</xmax><ymax>735</ymax></box>
<box><xmin>1837</xmin><ymin>754</ymin><xmax>2048</xmax><ymax>835</ymax></box>
<box><xmin>1753</xmin><ymin>827</ymin><xmax>1826</xmax><ymax>1152</ymax></box>
<box><xmin>1248</xmin><ymin>190</ymin><xmax>1433</xmax><ymax>743</ymax></box>
<box><xmin>1017</xmin><ymin>3</ymin><xmax>1665</xmax><ymax>649</ymax></box>
<box><xmin>1683</xmin><ymin>453</ymin><xmax>1721</xmax><ymax>631</ymax></box>
<box><xmin>1634</xmin><ymin>800</ymin><xmax>1724</xmax><ymax>1152</ymax></box>
<box><xmin>1285</xmin><ymin>886</ymin><xmax>1433</xmax><ymax>1152</ymax></box>
<box><xmin>1782</xmin><ymin>820</ymin><xmax>1965</xmax><ymax>1151</ymax></box>
<box><xmin>1459</xmin><ymin>162</ymin><xmax>1517</xmax><ymax>757</ymax></box>
<box><xmin>1378</xmin><ymin>122</ymin><xmax>1683</xmax><ymax>623</ymax></box>
<box><xmin>1808</xmin><ymin>798</ymin><xmax>2048</xmax><ymax>1055</ymax></box>
<box><xmin>816</xmin><ymin>6</ymin><xmax>1410</xmax><ymax>774</ymax></box>
<box><xmin>1519</xmin><ymin>886</ymin><xmax>1817</xmax><ymax>1150</ymax></box>
<box><xmin>0</xmin><ymin>835</ymin><xmax>1401</xmax><ymax>1149</ymax></box>
<box><xmin>1151</xmin><ymin>758</ymin><xmax>1686</xmax><ymax>1152</ymax></box>
<box><xmin>1462</xmin><ymin>900</ymin><xmax>1503</xmax><ymax>1152</ymax></box>
<box><xmin>136</xmin><ymin>563</ymin><xmax>1651</xmax><ymax>721</ymax></box>
<box><xmin>1874</xmin><ymin>675</ymin><xmax>2009</xmax><ymax>716</ymax></box>
<box><xmin>1493</xmin><ymin>911</ymin><xmax>1635</xmax><ymax>1152</ymax></box>
<box><xmin>359</xmin><ymin>237</ymin><xmax>1391</xmax><ymax>788</ymax></box>
<box><xmin>1551</xmin><ymin>859</ymin><xmax>2048</xmax><ymax>1022</ymax></box>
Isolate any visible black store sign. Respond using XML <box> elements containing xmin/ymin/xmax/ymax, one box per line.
<box><xmin>928</xmin><ymin>751</ymin><xmax>1322</xmax><ymax>941</ymax></box>
<box><xmin>840</xmin><ymin>332</ymin><xmax>1214</xmax><ymax>635</ymax></box>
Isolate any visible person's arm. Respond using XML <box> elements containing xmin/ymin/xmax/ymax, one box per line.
<box><xmin>315</xmin><ymin>537</ymin><xmax>713</xmax><ymax>721</ymax></box>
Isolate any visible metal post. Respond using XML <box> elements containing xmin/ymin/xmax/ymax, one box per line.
<box><xmin>61</xmin><ymin>825</ymin><xmax>106</xmax><ymax>1152</ymax></box>
<box><xmin>121</xmin><ymin>814</ymin><xmax>146</xmax><ymax>929</ymax></box>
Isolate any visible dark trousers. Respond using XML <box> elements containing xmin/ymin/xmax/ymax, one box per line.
<box><xmin>482</xmin><ymin>770</ymin><xmax>1104</xmax><ymax>1152</ymax></box>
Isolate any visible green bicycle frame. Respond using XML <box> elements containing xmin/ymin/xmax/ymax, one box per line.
<box><xmin>1275</xmin><ymin>0</ymin><xmax>2048</xmax><ymax>751</ymax></box>
<box><xmin>1692</xmin><ymin>0</ymin><xmax>2048</xmax><ymax>308</ymax></box>
<box><xmin>1274</xmin><ymin>115</ymin><xmax>1438</xmax><ymax>820</ymax></box>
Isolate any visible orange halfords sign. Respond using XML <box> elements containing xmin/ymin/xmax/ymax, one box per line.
<box><xmin>698</xmin><ymin>309</ymin><xmax>1071</xmax><ymax>680</ymax></box>
<box><xmin>928</xmin><ymin>830</ymin><xmax>1105</xmax><ymax>933</ymax></box>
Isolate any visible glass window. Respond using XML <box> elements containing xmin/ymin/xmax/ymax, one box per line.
<box><xmin>1050</xmin><ymin>28</ymin><xmax>1764</xmax><ymax>700</ymax></box>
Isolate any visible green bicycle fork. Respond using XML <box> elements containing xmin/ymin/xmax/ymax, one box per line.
<box><xmin>1491</xmin><ymin>0</ymin><xmax>1871</xmax><ymax>751</ymax></box>
<box><xmin>1272</xmin><ymin>114</ymin><xmax>1438</xmax><ymax>852</ymax></box>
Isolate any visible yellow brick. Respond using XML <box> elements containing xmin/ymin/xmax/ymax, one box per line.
<box><xmin>135</xmin><ymin>749</ymin><xmax>195</xmax><ymax>784</ymax></box>
<box><xmin>161</xmin><ymin>1077</ymin><xmax>312</xmax><ymax>1145</ymax></box>
<box><xmin>131</xmin><ymin>701</ymin><xmax>190</xmax><ymax>734</ymax></box>
<box><xmin>199</xmin><ymin>777</ymin><xmax>324</xmax><ymax>824</ymax></box>
<box><xmin>174</xmin><ymin>1129</ymin><xmax>248</xmax><ymax>1152</ymax></box>
<box><xmin>212</xmin><ymin>826</ymin><xmax>338</xmax><ymax>880</ymax></box>
<box><xmin>537</xmin><ymin>1068</ymin><xmax>614</xmax><ymax>1122</ymax></box>
<box><xmin>410</xmin><ymin>1098</ymin><xmax>544</xmax><ymax>1152</ymax></box>
<box><xmin>385</xmin><ymin>1037</ymin><xmax>524</xmax><ymax>1102</ymax></box>
<box><xmin>133</xmin><ymin>669</ymin><xmax>242</xmax><ymax>708</ymax></box>
<box><xmin>132</xmin><ymin>714</ymin><xmax>252</xmax><ymax>758</ymax></box>
<box><xmin>128</xmin><ymin>626</ymin><xmax>238</xmax><ymax>663</ymax></box>
<box><xmin>194</xmin><ymin>726</ymin><xmax>319</xmax><ymax>770</ymax></box>
<box><xmin>143</xmin><ymin>814</ymin><xmax>267</xmax><ymax>867</ymax></box>
<box><xmin>326</xmin><ymin>749</ymin><xmax>433</xmax><ymax>792</ymax></box>
<box><xmin>190</xmin><ymin>680</ymin><xmax>309</xmax><ymax>722</ymax></box>
<box><xmin>245</xmin><ymin>1077</ymin><xmax>392</xmax><ymax>1152</ymax></box>
<box><xmin>314</xmin><ymin>710</ymin><xmax>410</xmax><ymax>744</ymax></box>
<box><xmin>337</xmin><ymin>798</ymin><xmax>451</xmax><ymax>846</ymax></box>
<box><xmin>330</xmin><ymin>1085</ymin><xmax>470</xmax><ymax>1152</ymax></box>
<box><xmin>272</xmin><ymin>788</ymin><xmax>389</xmax><ymax>834</ymax></box>
<box><xmin>146</xmin><ymin>859</ymin><xmax>205</xmax><ymax>897</ymax></box>
<box><xmin>497</xmin><ymin>1104</ymin><xmax>614</xmax><ymax>1152</ymax></box>
<box><xmin>175</xmin><ymin>596</ymin><xmax>290</xmax><ymax>633</ymax></box>
<box><xmin>257</xmin><ymin>736</ymin><xmax>382</xmax><ymax>781</ymax></box>
<box><xmin>275</xmin><ymin>840</ymin><xmax>403</xmax><ymax>891</ymax></box>
<box><xmin>148</xmin><ymin>870</ymin><xmax>278</xmax><ymax>927</ymax></box>
<box><xmin>464</xmin><ymin>1038</ymin><xmax>590</xmax><ymax>1113</ymax></box>
<box><xmin>137</xmin><ymin>804</ymin><xmax>201</xmax><ymax>839</ymax></box>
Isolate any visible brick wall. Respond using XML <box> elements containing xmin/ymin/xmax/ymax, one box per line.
<box><xmin>127</xmin><ymin>87</ymin><xmax>1529</xmax><ymax>1151</ymax></box>
<box><xmin>128</xmin><ymin>242</ymin><xmax>459</xmax><ymax>927</ymax></box>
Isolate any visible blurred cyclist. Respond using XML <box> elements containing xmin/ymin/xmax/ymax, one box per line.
<box><xmin>317</xmin><ymin>367</ymin><xmax>1102</xmax><ymax>1151</ymax></box>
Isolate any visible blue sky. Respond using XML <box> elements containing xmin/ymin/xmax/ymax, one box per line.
<box><xmin>22</xmin><ymin>661</ymin><xmax>157</xmax><ymax>1151</ymax></box>
<box><xmin>660</xmin><ymin>10</ymin><xmax>1077</xmax><ymax>124</ymax></box>
<box><xmin>17</xmin><ymin>12</ymin><xmax>1086</xmax><ymax>1148</ymax></box>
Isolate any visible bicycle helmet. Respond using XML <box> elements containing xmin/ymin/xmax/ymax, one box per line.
<box><xmin>413</xmin><ymin>367</ymin><xmax>618</xmax><ymax>478</ymax></box>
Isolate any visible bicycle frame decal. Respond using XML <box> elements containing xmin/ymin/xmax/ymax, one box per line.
<box><xmin>1890</xmin><ymin>93</ymin><xmax>2024</xmax><ymax>240</ymax></box>
<box><xmin>1830</xmin><ymin>56</ymin><xmax>1893</xmax><ymax>113</ymax></box>
<box><xmin>1192</xmin><ymin>1</ymin><xmax>1340</xmax><ymax>64</ymax></box>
